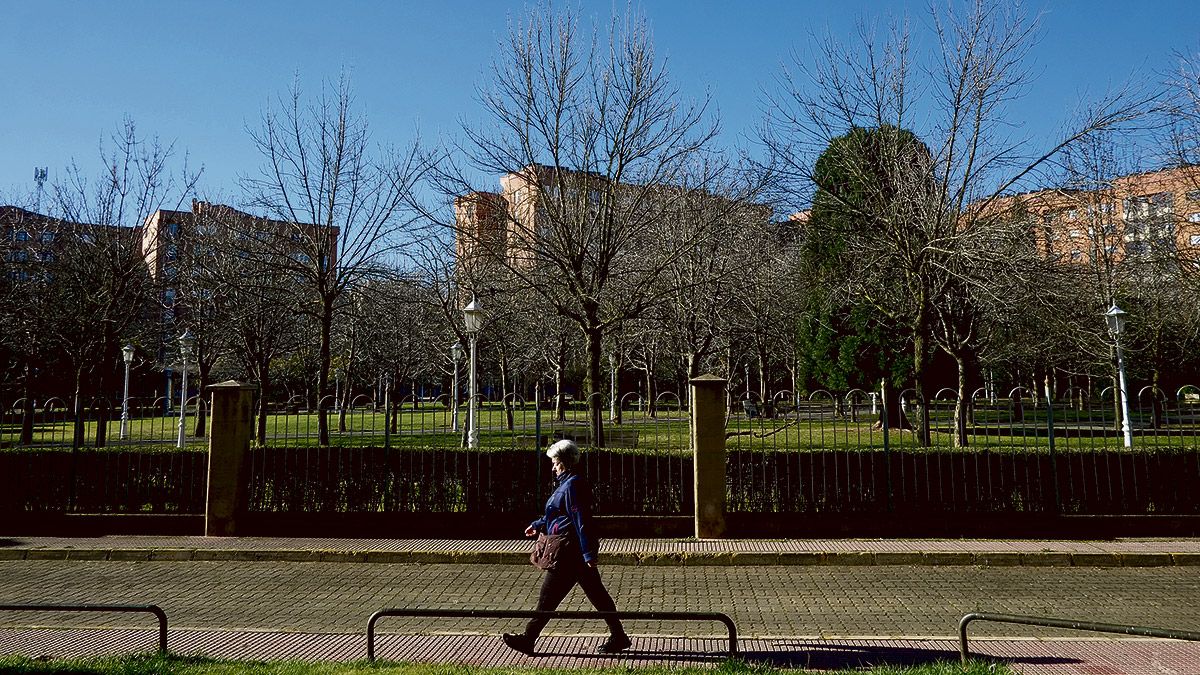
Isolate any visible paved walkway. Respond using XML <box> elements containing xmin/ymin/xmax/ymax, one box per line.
<box><xmin>3</xmin><ymin>628</ymin><xmax>1199</xmax><ymax>673</ymax></box>
<box><xmin>4</xmin><ymin>535</ymin><xmax>1200</xmax><ymax>565</ymax></box>
<box><xmin>2</xmin><ymin>546</ymin><xmax>1200</xmax><ymax>673</ymax></box>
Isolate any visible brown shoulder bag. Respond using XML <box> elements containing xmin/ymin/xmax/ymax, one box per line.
<box><xmin>529</xmin><ymin>532</ymin><xmax>573</xmax><ymax>570</ymax></box>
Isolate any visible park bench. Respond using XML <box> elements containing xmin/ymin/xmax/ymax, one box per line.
<box><xmin>741</xmin><ymin>400</ymin><xmax>776</xmax><ymax>419</ymax></box>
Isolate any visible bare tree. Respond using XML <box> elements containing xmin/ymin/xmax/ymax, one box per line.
<box><xmin>50</xmin><ymin>120</ymin><xmax>198</xmax><ymax>448</ymax></box>
<box><xmin>762</xmin><ymin>1</ymin><xmax>1151</xmax><ymax>445</ymax></box>
<box><xmin>433</xmin><ymin>6</ymin><xmax>754</xmax><ymax>445</ymax></box>
<box><xmin>241</xmin><ymin>77</ymin><xmax>428</xmax><ymax>446</ymax></box>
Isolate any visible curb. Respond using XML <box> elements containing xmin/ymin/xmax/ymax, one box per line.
<box><xmin>2</xmin><ymin>548</ymin><xmax>1197</xmax><ymax>567</ymax></box>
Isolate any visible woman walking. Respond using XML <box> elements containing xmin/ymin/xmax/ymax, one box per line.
<box><xmin>503</xmin><ymin>439</ymin><xmax>632</xmax><ymax>655</ymax></box>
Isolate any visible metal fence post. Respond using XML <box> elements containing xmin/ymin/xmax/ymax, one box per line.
<box><xmin>691</xmin><ymin>374</ymin><xmax>727</xmax><ymax>538</ymax></box>
<box><xmin>205</xmin><ymin>381</ymin><xmax>257</xmax><ymax>536</ymax></box>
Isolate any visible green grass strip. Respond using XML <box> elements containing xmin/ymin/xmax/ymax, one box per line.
<box><xmin>0</xmin><ymin>653</ymin><xmax>1012</xmax><ymax>675</ymax></box>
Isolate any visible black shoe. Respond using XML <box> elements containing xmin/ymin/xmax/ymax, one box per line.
<box><xmin>596</xmin><ymin>633</ymin><xmax>632</xmax><ymax>653</ymax></box>
<box><xmin>502</xmin><ymin>632</ymin><xmax>536</xmax><ymax>655</ymax></box>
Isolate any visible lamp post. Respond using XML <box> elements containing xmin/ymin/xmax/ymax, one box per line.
<box><xmin>463</xmin><ymin>298</ymin><xmax>483</xmax><ymax>448</ymax></box>
<box><xmin>1105</xmin><ymin>304</ymin><xmax>1133</xmax><ymax>448</ymax></box>
<box><xmin>120</xmin><ymin>345</ymin><xmax>134</xmax><ymax>440</ymax></box>
<box><xmin>176</xmin><ymin>330</ymin><xmax>194</xmax><ymax>449</ymax></box>
<box><xmin>744</xmin><ymin>363</ymin><xmax>750</xmax><ymax>400</ymax></box>
<box><xmin>450</xmin><ymin>341</ymin><xmax>464</xmax><ymax>432</ymax></box>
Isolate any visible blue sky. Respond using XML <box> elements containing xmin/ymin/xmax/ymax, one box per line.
<box><xmin>2</xmin><ymin>0</ymin><xmax>1197</xmax><ymax>205</ymax></box>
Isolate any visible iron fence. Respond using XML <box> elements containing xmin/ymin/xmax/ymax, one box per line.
<box><xmin>246</xmin><ymin>392</ymin><xmax>692</xmax><ymax>514</ymax></box>
<box><xmin>726</xmin><ymin>385</ymin><xmax>1200</xmax><ymax>514</ymax></box>
<box><xmin>4</xmin><ymin>384</ymin><xmax>1198</xmax><ymax>518</ymax></box>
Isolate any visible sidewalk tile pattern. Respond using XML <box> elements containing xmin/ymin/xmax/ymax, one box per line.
<box><xmin>2</xmin><ymin>628</ymin><xmax>1199</xmax><ymax>674</ymax></box>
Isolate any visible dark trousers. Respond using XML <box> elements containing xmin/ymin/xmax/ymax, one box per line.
<box><xmin>523</xmin><ymin>560</ymin><xmax>626</xmax><ymax>641</ymax></box>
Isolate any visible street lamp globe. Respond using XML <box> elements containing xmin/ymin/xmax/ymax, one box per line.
<box><xmin>122</xmin><ymin>344</ymin><xmax>135</xmax><ymax>365</ymax></box>
<box><xmin>1105</xmin><ymin>303</ymin><xmax>1127</xmax><ymax>336</ymax></box>
<box><xmin>451</xmin><ymin>341</ymin><xmax>464</xmax><ymax>361</ymax></box>
<box><xmin>463</xmin><ymin>298</ymin><xmax>483</xmax><ymax>334</ymax></box>
<box><xmin>179</xmin><ymin>330</ymin><xmax>195</xmax><ymax>362</ymax></box>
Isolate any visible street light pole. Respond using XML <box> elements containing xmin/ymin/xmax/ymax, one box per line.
<box><xmin>1105</xmin><ymin>304</ymin><xmax>1133</xmax><ymax>449</ymax></box>
<box><xmin>120</xmin><ymin>345</ymin><xmax>134</xmax><ymax>440</ymax></box>
<box><xmin>744</xmin><ymin>363</ymin><xmax>750</xmax><ymax>400</ymax></box>
<box><xmin>451</xmin><ymin>342</ymin><xmax>463</xmax><ymax>432</ymax></box>
<box><xmin>463</xmin><ymin>299</ymin><xmax>483</xmax><ymax>449</ymax></box>
<box><xmin>176</xmin><ymin>330</ymin><xmax>194</xmax><ymax>449</ymax></box>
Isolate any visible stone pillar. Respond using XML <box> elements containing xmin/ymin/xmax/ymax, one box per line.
<box><xmin>205</xmin><ymin>381</ymin><xmax>257</xmax><ymax>536</ymax></box>
<box><xmin>691</xmin><ymin>374</ymin><xmax>727</xmax><ymax>539</ymax></box>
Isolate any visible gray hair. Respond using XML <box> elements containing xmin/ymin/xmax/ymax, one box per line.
<box><xmin>546</xmin><ymin>439</ymin><xmax>581</xmax><ymax>466</ymax></box>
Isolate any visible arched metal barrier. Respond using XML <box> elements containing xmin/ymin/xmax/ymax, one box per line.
<box><xmin>0</xmin><ymin>603</ymin><xmax>168</xmax><ymax>654</ymax></box>
<box><xmin>367</xmin><ymin>608</ymin><xmax>737</xmax><ymax>660</ymax></box>
<box><xmin>959</xmin><ymin>612</ymin><xmax>1200</xmax><ymax>666</ymax></box>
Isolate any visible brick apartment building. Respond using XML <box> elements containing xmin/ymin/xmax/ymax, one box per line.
<box><xmin>455</xmin><ymin>163</ymin><xmax>768</xmax><ymax>275</ymax></box>
<box><xmin>1</xmin><ymin>206</ymin><xmax>136</xmax><ymax>282</ymax></box>
<box><xmin>455</xmin><ymin>164</ymin><xmax>610</xmax><ymax>272</ymax></box>
<box><xmin>988</xmin><ymin>165</ymin><xmax>1200</xmax><ymax>266</ymax></box>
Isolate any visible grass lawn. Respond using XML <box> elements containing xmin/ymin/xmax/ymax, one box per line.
<box><xmin>0</xmin><ymin>653</ymin><xmax>1012</xmax><ymax>675</ymax></box>
<box><xmin>3</xmin><ymin>400</ymin><xmax>1196</xmax><ymax>454</ymax></box>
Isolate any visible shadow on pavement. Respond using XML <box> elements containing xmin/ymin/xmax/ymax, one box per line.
<box><xmin>534</xmin><ymin>648</ymin><xmax>725</xmax><ymax>663</ymax></box>
<box><xmin>743</xmin><ymin>642</ymin><xmax>1079</xmax><ymax>669</ymax></box>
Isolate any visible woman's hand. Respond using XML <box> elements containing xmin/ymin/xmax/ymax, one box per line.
<box><xmin>524</xmin><ymin>525</ymin><xmax>537</xmax><ymax>537</ymax></box>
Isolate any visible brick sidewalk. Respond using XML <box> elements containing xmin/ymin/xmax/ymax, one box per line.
<box><xmin>2</xmin><ymin>628</ymin><xmax>1198</xmax><ymax>674</ymax></box>
<box><xmin>4</xmin><ymin>535</ymin><xmax>1200</xmax><ymax>565</ymax></box>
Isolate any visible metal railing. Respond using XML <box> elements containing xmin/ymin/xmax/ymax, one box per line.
<box><xmin>958</xmin><ymin>612</ymin><xmax>1200</xmax><ymax>665</ymax></box>
<box><xmin>366</xmin><ymin>608</ymin><xmax>737</xmax><ymax>660</ymax></box>
<box><xmin>0</xmin><ymin>603</ymin><xmax>168</xmax><ymax>654</ymax></box>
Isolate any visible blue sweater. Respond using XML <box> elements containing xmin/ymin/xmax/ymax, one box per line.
<box><xmin>530</xmin><ymin>472</ymin><xmax>599</xmax><ymax>564</ymax></box>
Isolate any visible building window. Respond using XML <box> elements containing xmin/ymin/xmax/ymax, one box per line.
<box><xmin>40</xmin><ymin>231</ymin><xmax>55</xmax><ymax>243</ymax></box>
<box><xmin>1191</xmin><ymin>235</ymin><xmax>1200</xmax><ymax>247</ymax></box>
<box><xmin>1069</xmin><ymin>229</ymin><xmax>1082</xmax><ymax>238</ymax></box>
<box><xmin>14</xmin><ymin>230</ymin><xmax>29</xmax><ymax>242</ymax></box>
<box><xmin>1187</xmin><ymin>190</ymin><xmax>1200</xmax><ymax>202</ymax></box>
<box><xmin>8</xmin><ymin>250</ymin><xmax>29</xmax><ymax>262</ymax></box>
<box><xmin>166</xmin><ymin>222</ymin><xmax>180</xmax><ymax>238</ymax></box>
<box><xmin>1188</xmin><ymin>212</ymin><xmax>1200</xmax><ymax>223</ymax></box>
<box><xmin>1070</xmin><ymin>249</ymin><xmax>1082</xmax><ymax>261</ymax></box>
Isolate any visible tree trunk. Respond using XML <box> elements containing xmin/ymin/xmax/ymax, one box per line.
<box><xmin>338</xmin><ymin>372</ymin><xmax>349</xmax><ymax>433</ymax></box>
<box><xmin>256</xmin><ymin>362</ymin><xmax>271</xmax><ymax>446</ymax></box>
<box><xmin>911</xmin><ymin>320</ymin><xmax>931</xmax><ymax>446</ymax></box>
<box><xmin>554</xmin><ymin>360</ymin><xmax>566</xmax><ymax>422</ymax></box>
<box><xmin>194</xmin><ymin>362</ymin><xmax>211</xmax><ymax>438</ymax></box>
<box><xmin>317</xmin><ymin>301</ymin><xmax>333</xmax><ymax>446</ymax></box>
<box><xmin>20</xmin><ymin>368</ymin><xmax>34</xmax><ymax>445</ymax></box>
<box><xmin>879</xmin><ymin>378</ymin><xmax>906</xmax><ymax>431</ymax></box>
<box><xmin>500</xmin><ymin>349</ymin><xmax>514</xmax><ymax>431</ymax></box>
<box><xmin>953</xmin><ymin>353</ymin><xmax>969</xmax><ymax>448</ymax></box>
<box><xmin>72</xmin><ymin>368</ymin><xmax>85</xmax><ymax>450</ymax></box>
<box><xmin>585</xmin><ymin>326</ymin><xmax>605</xmax><ymax>447</ymax></box>
<box><xmin>1150</xmin><ymin>369</ymin><xmax>1163</xmax><ymax>429</ymax></box>
<box><xmin>644</xmin><ymin>366</ymin><xmax>657</xmax><ymax>418</ymax></box>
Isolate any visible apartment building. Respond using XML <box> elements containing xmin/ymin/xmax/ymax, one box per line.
<box><xmin>455</xmin><ymin>163</ymin><xmax>767</xmax><ymax>276</ymax></box>
<box><xmin>1</xmin><ymin>206</ymin><xmax>138</xmax><ymax>281</ymax></box>
<box><xmin>989</xmin><ymin>165</ymin><xmax>1200</xmax><ymax>266</ymax></box>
